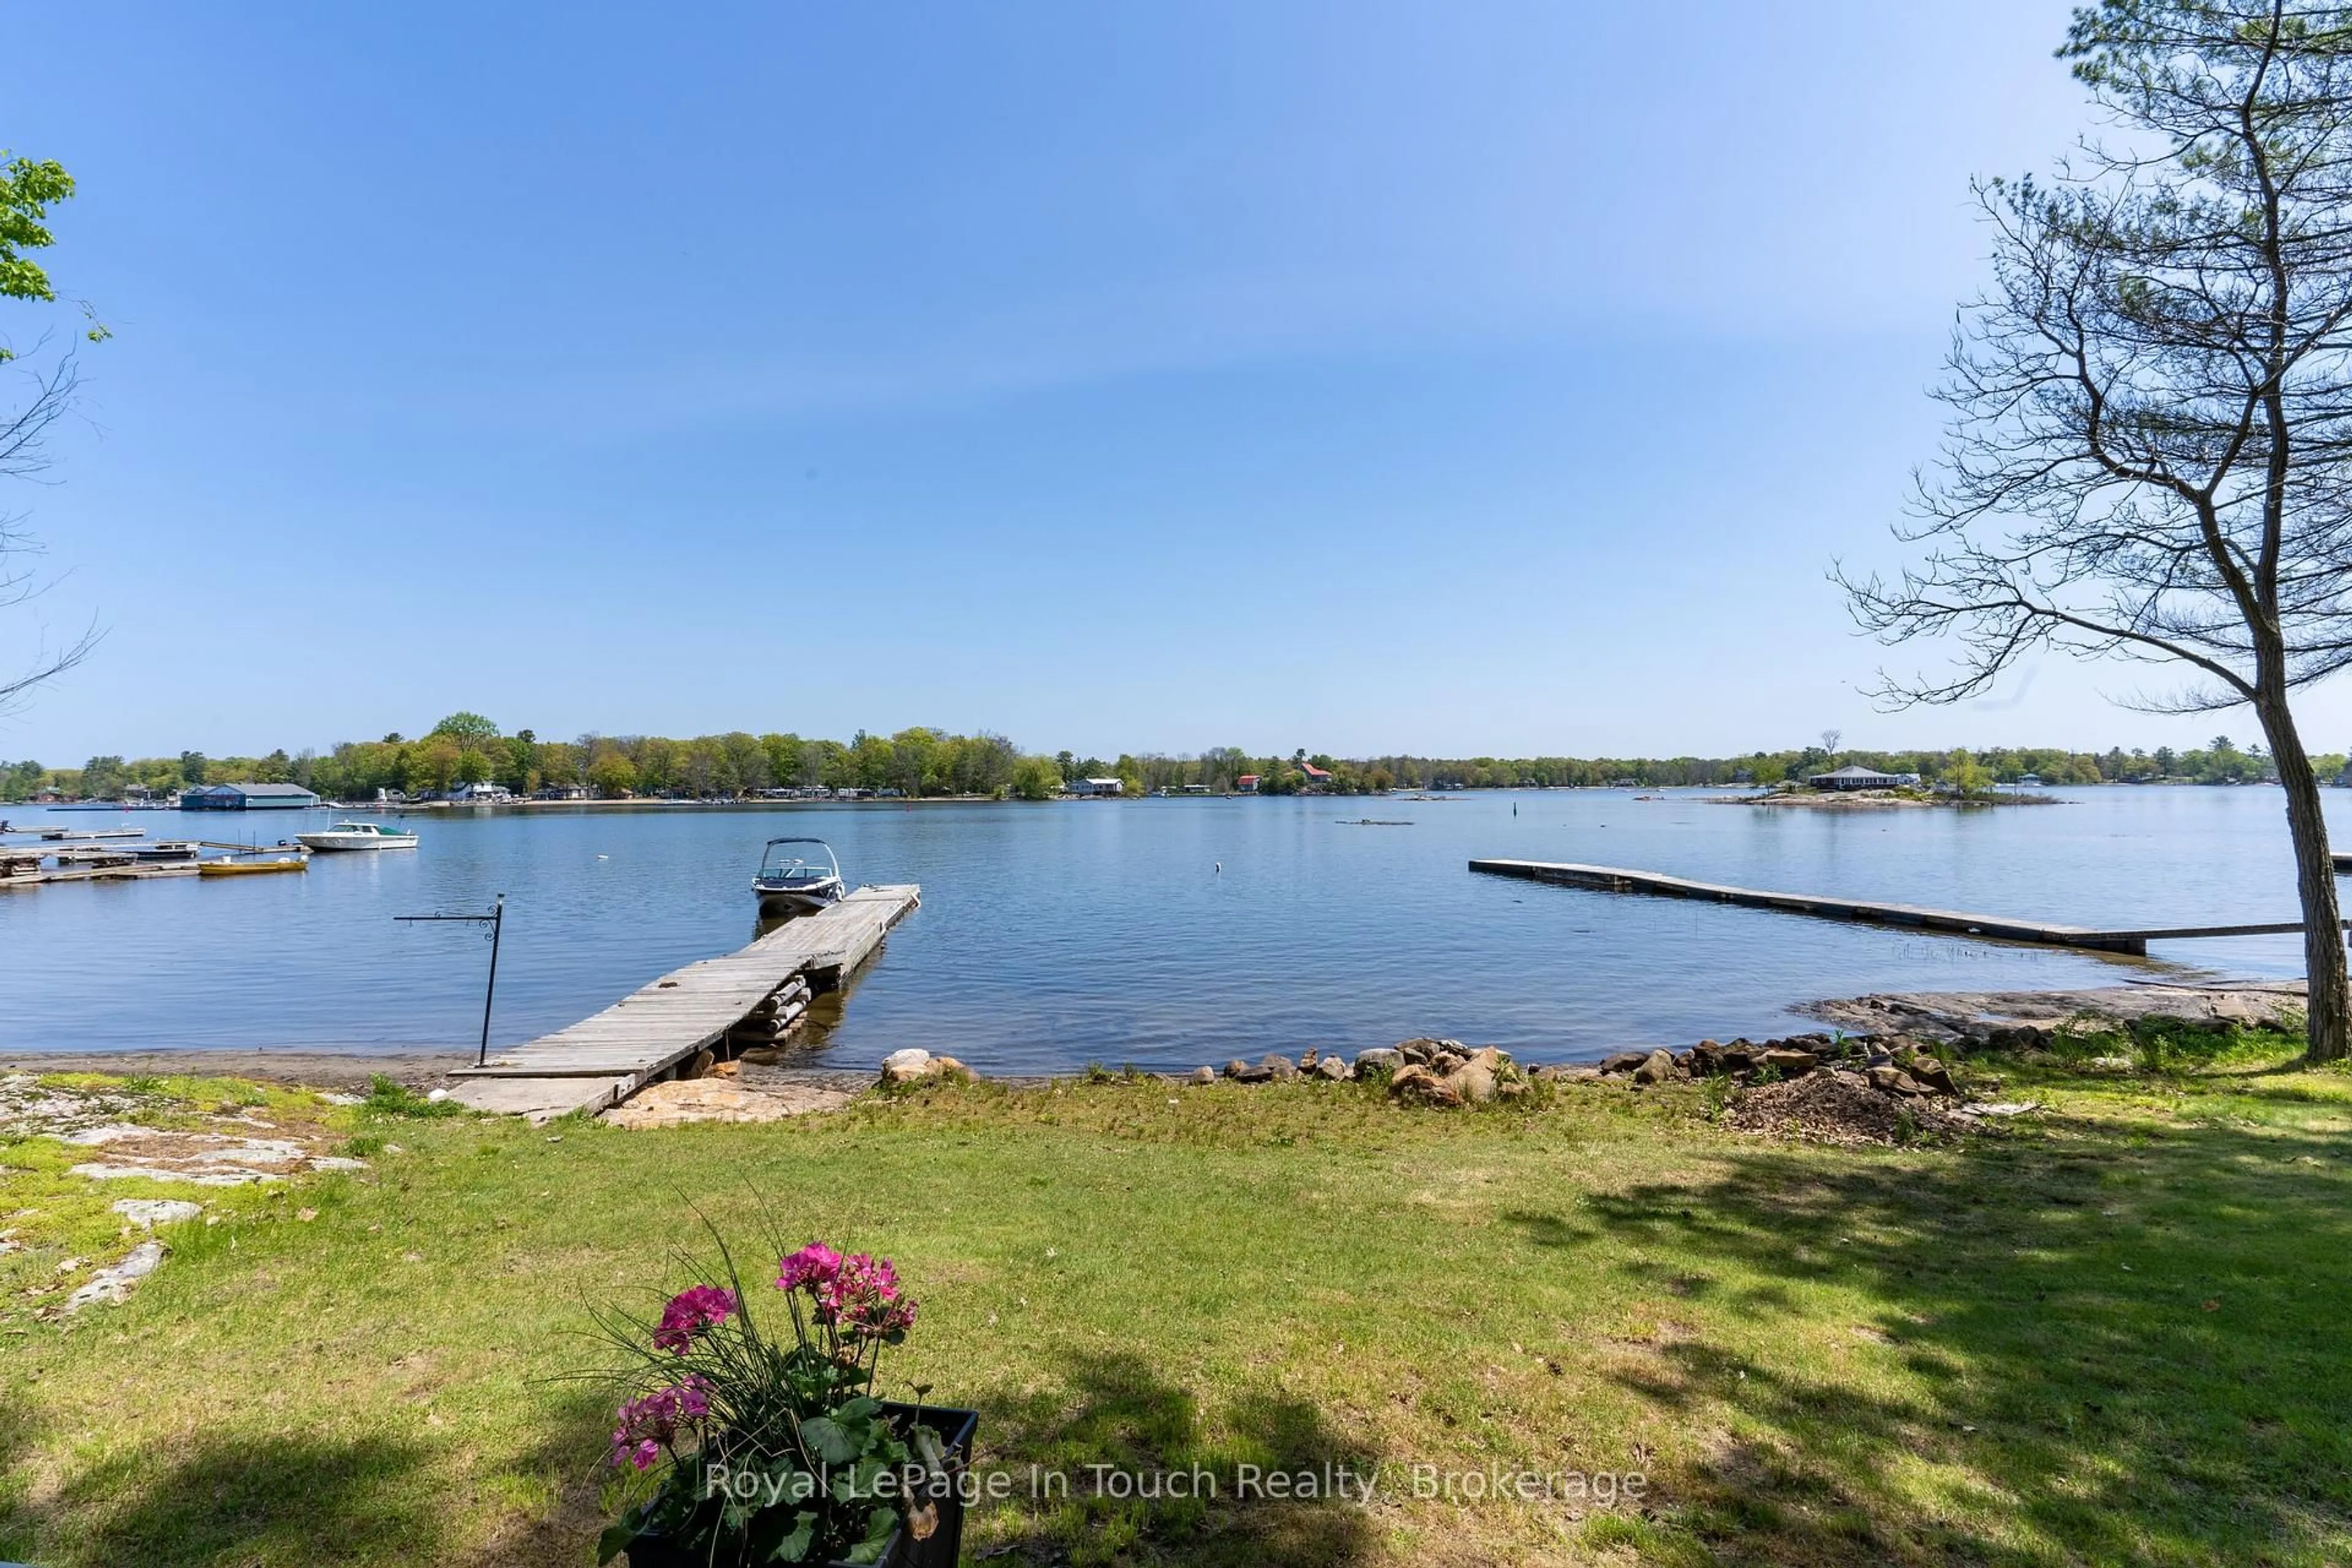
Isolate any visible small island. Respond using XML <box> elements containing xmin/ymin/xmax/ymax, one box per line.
<box><xmin>1724</xmin><ymin>762</ymin><xmax>2059</xmax><ymax>809</ymax></box>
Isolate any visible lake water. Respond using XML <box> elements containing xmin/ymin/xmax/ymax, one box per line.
<box><xmin>1</xmin><ymin>788</ymin><xmax>2342</xmax><ymax>1073</ymax></box>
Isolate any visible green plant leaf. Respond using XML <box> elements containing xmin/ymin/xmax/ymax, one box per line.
<box><xmin>764</xmin><ymin>1508</ymin><xmax>816</xmax><ymax>1562</ymax></box>
<box><xmin>797</xmin><ymin>1415</ymin><xmax>859</xmax><ymax>1465</ymax></box>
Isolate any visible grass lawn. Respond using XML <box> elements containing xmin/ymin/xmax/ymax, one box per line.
<box><xmin>1</xmin><ymin>1041</ymin><xmax>2348</xmax><ymax>1566</ymax></box>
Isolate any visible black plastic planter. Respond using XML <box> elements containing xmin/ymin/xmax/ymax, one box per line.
<box><xmin>625</xmin><ymin>1404</ymin><xmax>979</xmax><ymax>1568</ymax></box>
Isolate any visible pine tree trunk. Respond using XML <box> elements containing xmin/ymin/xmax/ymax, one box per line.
<box><xmin>2255</xmin><ymin>693</ymin><xmax>2349</xmax><ymax>1063</ymax></box>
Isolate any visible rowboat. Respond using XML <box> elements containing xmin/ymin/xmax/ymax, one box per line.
<box><xmin>198</xmin><ymin>854</ymin><xmax>309</xmax><ymax>876</ymax></box>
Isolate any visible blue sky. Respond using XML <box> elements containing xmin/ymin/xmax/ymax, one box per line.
<box><xmin>4</xmin><ymin>1</ymin><xmax>2343</xmax><ymax>763</ymax></box>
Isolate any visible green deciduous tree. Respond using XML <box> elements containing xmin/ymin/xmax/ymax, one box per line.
<box><xmin>1009</xmin><ymin>755</ymin><xmax>1063</xmax><ymax>801</ymax></box>
<box><xmin>430</xmin><ymin>711</ymin><xmax>500</xmax><ymax>745</ymax></box>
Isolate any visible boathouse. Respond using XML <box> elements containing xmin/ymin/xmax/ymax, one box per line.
<box><xmin>180</xmin><ymin>782</ymin><xmax>322</xmax><ymax>810</ymax></box>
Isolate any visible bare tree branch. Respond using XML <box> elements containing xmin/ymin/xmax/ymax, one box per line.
<box><xmin>1842</xmin><ymin>0</ymin><xmax>2352</xmax><ymax>1060</ymax></box>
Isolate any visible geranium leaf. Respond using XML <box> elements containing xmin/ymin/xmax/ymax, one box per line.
<box><xmin>797</xmin><ymin>1415</ymin><xmax>859</xmax><ymax>1465</ymax></box>
<box><xmin>764</xmin><ymin>1509</ymin><xmax>816</xmax><ymax>1562</ymax></box>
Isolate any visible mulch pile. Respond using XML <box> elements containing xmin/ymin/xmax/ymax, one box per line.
<box><xmin>1722</xmin><ymin>1071</ymin><xmax>1970</xmax><ymax>1147</ymax></box>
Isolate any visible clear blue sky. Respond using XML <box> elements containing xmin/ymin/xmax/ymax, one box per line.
<box><xmin>4</xmin><ymin>1</ymin><xmax>2343</xmax><ymax>764</ymax></box>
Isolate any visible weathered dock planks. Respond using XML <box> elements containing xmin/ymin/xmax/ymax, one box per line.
<box><xmin>445</xmin><ymin>884</ymin><xmax>919</xmax><ymax>1119</ymax></box>
<box><xmin>1469</xmin><ymin>859</ymin><xmax>2351</xmax><ymax>958</ymax></box>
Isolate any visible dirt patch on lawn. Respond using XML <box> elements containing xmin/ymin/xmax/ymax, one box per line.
<box><xmin>1723</xmin><ymin>1073</ymin><xmax>1970</xmax><ymax>1147</ymax></box>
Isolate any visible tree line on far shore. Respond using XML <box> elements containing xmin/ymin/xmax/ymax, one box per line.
<box><xmin>1</xmin><ymin>717</ymin><xmax>2337</xmax><ymax>804</ymax></box>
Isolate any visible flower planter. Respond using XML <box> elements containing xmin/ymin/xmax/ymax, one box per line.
<box><xmin>625</xmin><ymin>1404</ymin><xmax>979</xmax><ymax>1568</ymax></box>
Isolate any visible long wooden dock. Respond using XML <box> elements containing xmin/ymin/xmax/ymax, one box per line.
<box><xmin>446</xmin><ymin>884</ymin><xmax>919</xmax><ymax>1119</ymax></box>
<box><xmin>1469</xmin><ymin>859</ymin><xmax>2351</xmax><ymax>957</ymax></box>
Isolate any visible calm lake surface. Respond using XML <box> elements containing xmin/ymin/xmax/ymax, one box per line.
<box><xmin>1</xmin><ymin>788</ymin><xmax>2342</xmax><ymax>1073</ymax></box>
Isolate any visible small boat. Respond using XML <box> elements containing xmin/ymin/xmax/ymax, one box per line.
<box><xmin>752</xmin><ymin>837</ymin><xmax>845</xmax><ymax>913</ymax></box>
<box><xmin>198</xmin><ymin>854</ymin><xmax>309</xmax><ymax>876</ymax></box>
<box><xmin>53</xmin><ymin>845</ymin><xmax>141</xmax><ymax>864</ymax></box>
<box><xmin>295</xmin><ymin>821</ymin><xmax>420</xmax><ymax>852</ymax></box>
<box><xmin>132</xmin><ymin>840</ymin><xmax>202</xmax><ymax>862</ymax></box>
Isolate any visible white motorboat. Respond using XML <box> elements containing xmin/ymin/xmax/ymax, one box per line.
<box><xmin>132</xmin><ymin>840</ymin><xmax>202</xmax><ymax>862</ymax></box>
<box><xmin>295</xmin><ymin>821</ymin><xmax>420</xmax><ymax>852</ymax></box>
<box><xmin>752</xmin><ymin>837</ymin><xmax>845</xmax><ymax>913</ymax></box>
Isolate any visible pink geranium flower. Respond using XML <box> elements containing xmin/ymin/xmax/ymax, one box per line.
<box><xmin>609</xmin><ymin>1377</ymin><xmax>711</xmax><ymax>1469</ymax></box>
<box><xmin>776</xmin><ymin>1242</ymin><xmax>844</xmax><ymax>1294</ymax></box>
<box><xmin>818</xmin><ymin>1253</ymin><xmax>918</xmax><ymax>1340</ymax></box>
<box><xmin>654</xmin><ymin>1284</ymin><xmax>739</xmax><ymax>1353</ymax></box>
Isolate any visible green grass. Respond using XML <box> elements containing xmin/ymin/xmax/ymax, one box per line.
<box><xmin>1</xmin><ymin>1044</ymin><xmax>2348</xmax><ymax>1567</ymax></box>
<box><xmin>0</xmin><ymin>1074</ymin><xmax>355</xmax><ymax>1325</ymax></box>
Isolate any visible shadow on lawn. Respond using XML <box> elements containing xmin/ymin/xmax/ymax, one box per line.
<box><xmin>1506</xmin><ymin>1111</ymin><xmax>2352</xmax><ymax>1564</ymax></box>
<box><xmin>962</xmin><ymin>1350</ymin><xmax>1376</xmax><ymax>1567</ymax></box>
<box><xmin>13</xmin><ymin>1384</ymin><xmax>616</xmax><ymax>1568</ymax></box>
<box><xmin>37</xmin><ymin>1430</ymin><xmax>448</xmax><ymax>1567</ymax></box>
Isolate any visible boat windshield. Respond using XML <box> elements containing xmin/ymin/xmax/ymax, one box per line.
<box><xmin>758</xmin><ymin>839</ymin><xmax>839</xmax><ymax>885</ymax></box>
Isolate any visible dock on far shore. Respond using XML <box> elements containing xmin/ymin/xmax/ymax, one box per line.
<box><xmin>1470</xmin><ymin>859</ymin><xmax>2351</xmax><ymax>958</ymax></box>
<box><xmin>447</xmin><ymin>884</ymin><xmax>919</xmax><ymax>1120</ymax></box>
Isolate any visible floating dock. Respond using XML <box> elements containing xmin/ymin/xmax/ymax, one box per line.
<box><xmin>446</xmin><ymin>884</ymin><xmax>919</xmax><ymax>1119</ymax></box>
<box><xmin>1469</xmin><ymin>859</ymin><xmax>2350</xmax><ymax>957</ymax></box>
<box><xmin>0</xmin><ymin>843</ymin><xmax>309</xmax><ymax>889</ymax></box>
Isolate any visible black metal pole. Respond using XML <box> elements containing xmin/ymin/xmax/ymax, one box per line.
<box><xmin>479</xmin><ymin>893</ymin><xmax>505</xmax><ymax>1068</ymax></box>
<box><xmin>395</xmin><ymin>897</ymin><xmax>508</xmax><ymax>1066</ymax></box>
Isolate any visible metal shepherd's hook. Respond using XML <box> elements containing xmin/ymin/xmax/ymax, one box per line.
<box><xmin>394</xmin><ymin>893</ymin><xmax>508</xmax><ymax>1068</ymax></box>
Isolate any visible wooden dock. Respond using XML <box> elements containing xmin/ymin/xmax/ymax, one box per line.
<box><xmin>446</xmin><ymin>884</ymin><xmax>919</xmax><ymax>1119</ymax></box>
<box><xmin>1469</xmin><ymin>859</ymin><xmax>2351</xmax><ymax>957</ymax></box>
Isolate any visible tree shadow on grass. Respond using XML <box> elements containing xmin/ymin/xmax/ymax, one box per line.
<box><xmin>960</xmin><ymin>1350</ymin><xmax>1376</xmax><ymax>1567</ymax></box>
<box><xmin>36</xmin><ymin>1431</ymin><xmax>448</xmax><ymax>1568</ymax></box>
<box><xmin>10</xmin><ymin>1382</ymin><xmax>618</xmax><ymax>1568</ymax></box>
<box><xmin>1505</xmin><ymin>1115</ymin><xmax>2352</xmax><ymax>1565</ymax></box>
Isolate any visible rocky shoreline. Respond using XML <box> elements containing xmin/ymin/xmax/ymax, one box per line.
<box><xmin>2</xmin><ymin>980</ymin><xmax>2304</xmax><ymax>1140</ymax></box>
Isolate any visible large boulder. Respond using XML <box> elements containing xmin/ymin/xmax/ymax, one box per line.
<box><xmin>1395</xmin><ymin>1037</ymin><xmax>1464</xmax><ymax>1065</ymax></box>
<box><xmin>879</xmin><ymin>1049</ymin><xmax>973</xmax><ymax>1087</ymax></box>
<box><xmin>1314</xmin><ymin>1054</ymin><xmax>1352</xmax><ymax>1082</ymax></box>
<box><xmin>1598</xmin><ymin>1051</ymin><xmax>1649</xmax><ymax>1076</ymax></box>
<box><xmin>1261</xmin><ymin>1053</ymin><xmax>1302</xmax><ymax>1082</ymax></box>
<box><xmin>1226</xmin><ymin>1058</ymin><xmax>1275</xmax><ymax>1084</ymax></box>
<box><xmin>1909</xmin><ymin>1055</ymin><xmax>1958</xmax><ymax>1095</ymax></box>
<box><xmin>1630</xmin><ymin>1048</ymin><xmax>1676</xmax><ymax>1085</ymax></box>
<box><xmin>1354</xmin><ymin>1047</ymin><xmax>1403</xmax><ymax>1077</ymax></box>
<box><xmin>1760</xmin><ymin>1048</ymin><xmax>1819</xmax><ymax>1077</ymax></box>
<box><xmin>1447</xmin><ymin>1046</ymin><xmax>1506</xmax><ymax>1103</ymax></box>
<box><xmin>1387</xmin><ymin>1064</ymin><xmax>1463</xmax><ymax>1107</ymax></box>
<box><xmin>1189</xmin><ymin>1066</ymin><xmax>1218</xmax><ymax>1086</ymax></box>
<box><xmin>1866</xmin><ymin>1064</ymin><xmax>1925</xmax><ymax>1096</ymax></box>
<box><xmin>880</xmin><ymin>1048</ymin><xmax>934</xmax><ymax>1085</ymax></box>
